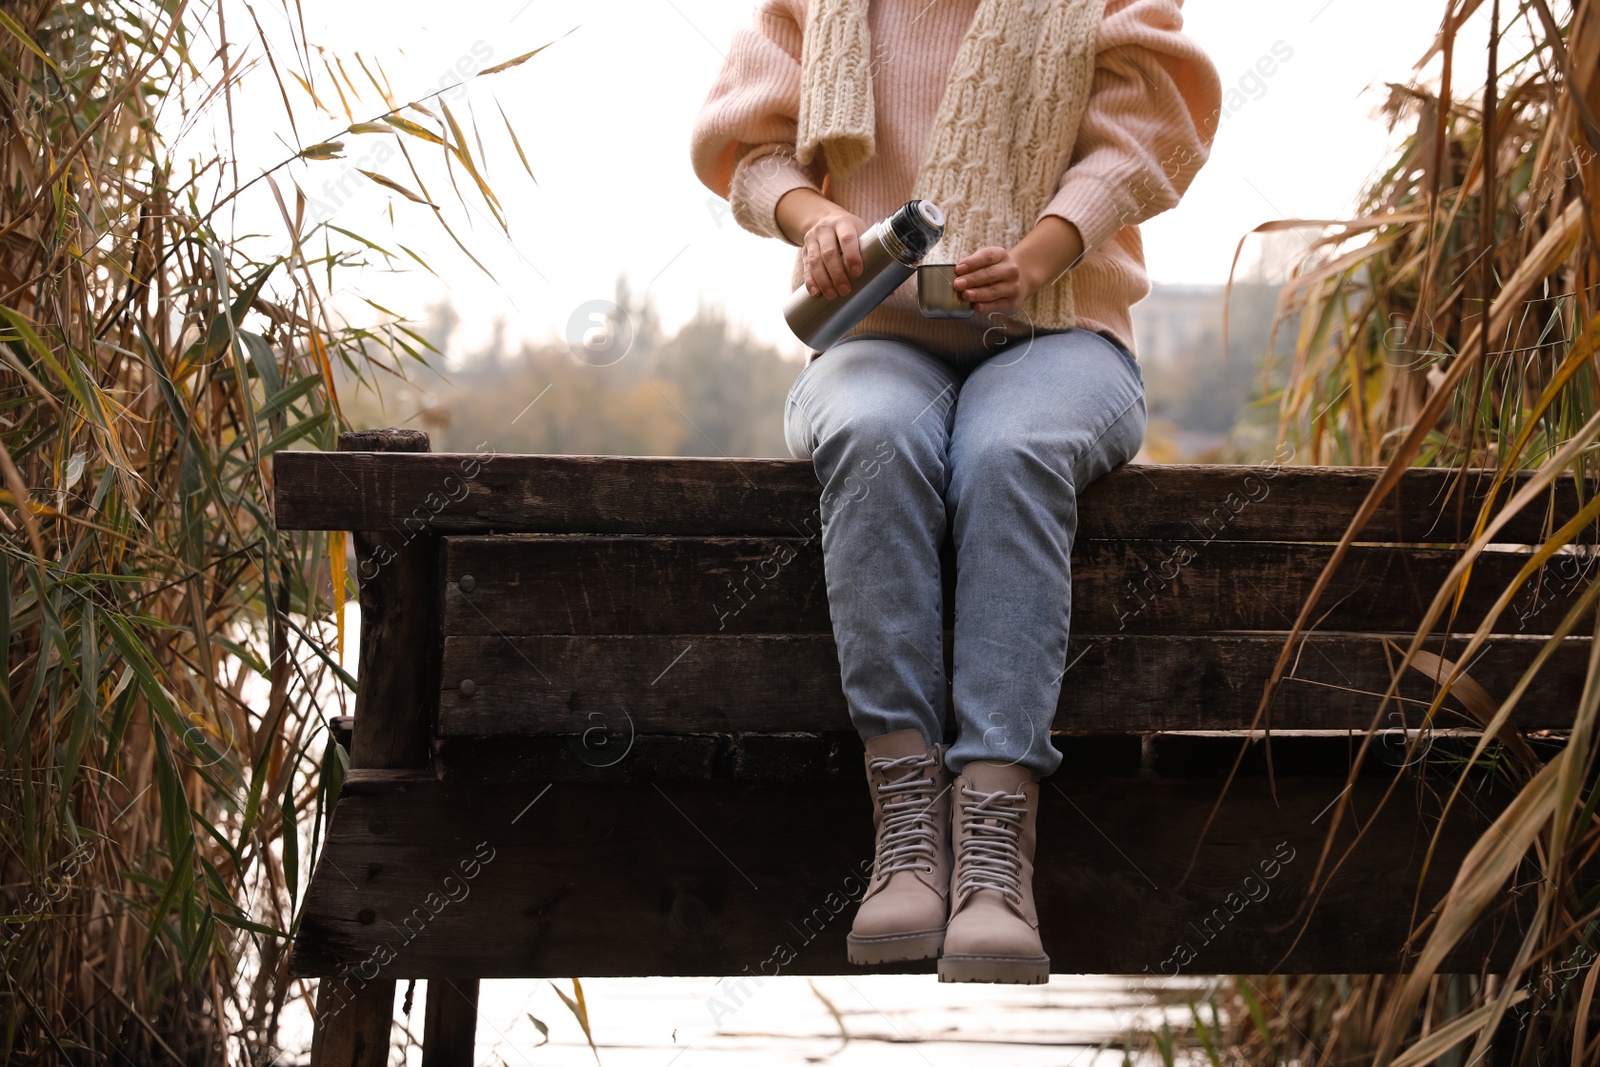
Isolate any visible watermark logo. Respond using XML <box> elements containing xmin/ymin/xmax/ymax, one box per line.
<box><xmin>568</xmin><ymin>706</ymin><xmax>636</xmax><ymax>768</ymax></box>
<box><xmin>565</xmin><ymin>299</ymin><xmax>633</xmax><ymax>366</ymax></box>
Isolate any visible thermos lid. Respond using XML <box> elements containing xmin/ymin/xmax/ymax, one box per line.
<box><xmin>889</xmin><ymin>199</ymin><xmax>944</xmax><ymax>261</ymax></box>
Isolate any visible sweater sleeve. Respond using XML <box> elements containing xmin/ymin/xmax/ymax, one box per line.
<box><xmin>1038</xmin><ymin>0</ymin><xmax>1222</xmax><ymax>257</ymax></box>
<box><xmin>690</xmin><ymin>0</ymin><xmax>824</xmax><ymax>245</ymax></box>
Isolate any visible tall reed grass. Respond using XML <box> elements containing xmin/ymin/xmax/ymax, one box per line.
<box><xmin>1216</xmin><ymin>0</ymin><xmax>1600</xmax><ymax>1062</ymax></box>
<box><xmin>0</xmin><ymin>2</ymin><xmax>536</xmax><ymax>1061</ymax></box>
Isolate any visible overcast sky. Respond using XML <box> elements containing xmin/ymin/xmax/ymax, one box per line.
<box><xmin>213</xmin><ymin>0</ymin><xmax>1470</xmax><ymax>361</ymax></box>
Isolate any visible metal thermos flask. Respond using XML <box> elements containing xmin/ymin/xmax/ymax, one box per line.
<box><xmin>784</xmin><ymin>199</ymin><xmax>946</xmax><ymax>352</ymax></box>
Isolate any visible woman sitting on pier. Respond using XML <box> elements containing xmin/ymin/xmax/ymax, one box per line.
<box><xmin>692</xmin><ymin>0</ymin><xmax>1220</xmax><ymax>983</ymax></box>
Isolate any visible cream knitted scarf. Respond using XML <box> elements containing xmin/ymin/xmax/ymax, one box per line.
<box><xmin>795</xmin><ymin>0</ymin><xmax>1107</xmax><ymax>326</ymax></box>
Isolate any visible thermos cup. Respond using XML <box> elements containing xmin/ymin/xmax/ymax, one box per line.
<box><xmin>916</xmin><ymin>263</ymin><xmax>975</xmax><ymax>318</ymax></box>
<box><xmin>783</xmin><ymin>199</ymin><xmax>946</xmax><ymax>352</ymax></box>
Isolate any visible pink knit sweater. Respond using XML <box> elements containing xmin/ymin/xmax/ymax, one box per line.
<box><xmin>691</xmin><ymin>0</ymin><xmax>1221</xmax><ymax>358</ymax></box>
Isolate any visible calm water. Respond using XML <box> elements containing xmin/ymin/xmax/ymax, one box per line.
<box><xmin>276</xmin><ymin>974</ymin><xmax>1210</xmax><ymax>1065</ymax></box>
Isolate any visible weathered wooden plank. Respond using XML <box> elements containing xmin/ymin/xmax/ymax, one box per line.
<box><xmin>428</xmin><ymin>731</ymin><xmax>1548</xmax><ymax>785</ymax></box>
<box><xmin>1145</xmin><ymin>731</ymin><xmax>1570</xmax><ymax>777</ymax></box>
<box><xmin>288</xmin><ymin>769</ymin><xmax>1528</xmax><ymax>978</ymax></box>
<box><xmin>434</xmin><ymin>632</ymin><xmax>1591</xmax><ymax>737</ymax></box>
<box><xmin>441</xmin><ymin>536</ymin><xmax>1592</xmax><ymax>637</ymax></box>
<box><xmin>345</xmin><ymin>431</ymin><xmax>439</xmax><ymax>771</ymax></box>
<box><xmin>273</xmin><ymin>452</ymin><xmax>1600</xmax><ymax>545</ymax></box>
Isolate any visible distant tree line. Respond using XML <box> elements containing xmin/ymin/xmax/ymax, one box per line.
<box><xmin>345</xmin><ymin>279</ymin><xmax>804</xmax><ymax>459</ymax></box>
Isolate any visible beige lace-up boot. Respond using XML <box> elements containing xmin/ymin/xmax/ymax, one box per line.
<box><xmin>937</xmin><ymin>760</ymin><xmax>1050</xmax><ymax>983</ymax></box>
<box><xmin>846</xmin><ymin>729</ymin><xmax>953</xmax><ymax>964</ymax></box>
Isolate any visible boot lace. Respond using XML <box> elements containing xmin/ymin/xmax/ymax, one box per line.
<box><xmin>870</xmin><ymin>753</ymin><xmax>943</xmax><ymax>876</ymax></box>
<box><xmin>954</xmin><ymin>784</ymin><xmax>1025</xmax><ymax>904</ymax></box>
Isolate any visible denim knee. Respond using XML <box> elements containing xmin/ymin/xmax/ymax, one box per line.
<box><xmin>947</xmin><ymin>429</ymin><xmax>1073</xmax><ymax>524</ymax></box>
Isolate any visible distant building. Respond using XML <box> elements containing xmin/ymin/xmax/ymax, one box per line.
<box><xmin>1131</xmin><ymin>285</ymin><xmax>1231</xmax><ymax>368</ymax></box>
<box><xmin>1127</xmin><ymin>281</ymin><xmax>1288</xmax><ymax>460</ymax></box>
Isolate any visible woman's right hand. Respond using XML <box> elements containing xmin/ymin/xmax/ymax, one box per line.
<box><xmin>801</xmin><ymin>208</ymin><xmax>869</xmax><ymax>299</ymax></box>
<box><xmin>775</xmin><ymin>188</ymin><xmax>867</xmax><ymax>300</ymax></box>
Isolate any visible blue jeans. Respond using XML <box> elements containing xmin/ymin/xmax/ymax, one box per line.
<box><xmin>784</xmin><ymin>327</ymin><xmax>1146</xmax><ymax>778</ymax></box>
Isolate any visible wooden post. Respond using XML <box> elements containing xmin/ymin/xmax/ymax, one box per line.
<box><xmin>345</xmin><ymin>428</ymin><xmax>440</xmax><ymax>768</ymax></box>
<box><xmin>311</xmin><ymin>429</ymin><xmax>450</xmax><ymax>1066</ymax></box>
<box><xmin>310</xmin><ymin>977</ymin><xmax>396</xmax><ymax>1067</ymax></box>
<box><xmin>421</xmin><ymin>979</ymin><xmax>480</xmax><ymax>1066</ymax></box>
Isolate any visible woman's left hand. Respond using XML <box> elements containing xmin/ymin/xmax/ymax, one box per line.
<box><xmin>952</xmin><ymin>246</ymin><xmax>1032</xmax><ymax>315</ymax></box>
<box><xmin>953</xmin><ymin>217</ymin><xmax>1085</xmax><ymax>315</ymax></box>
